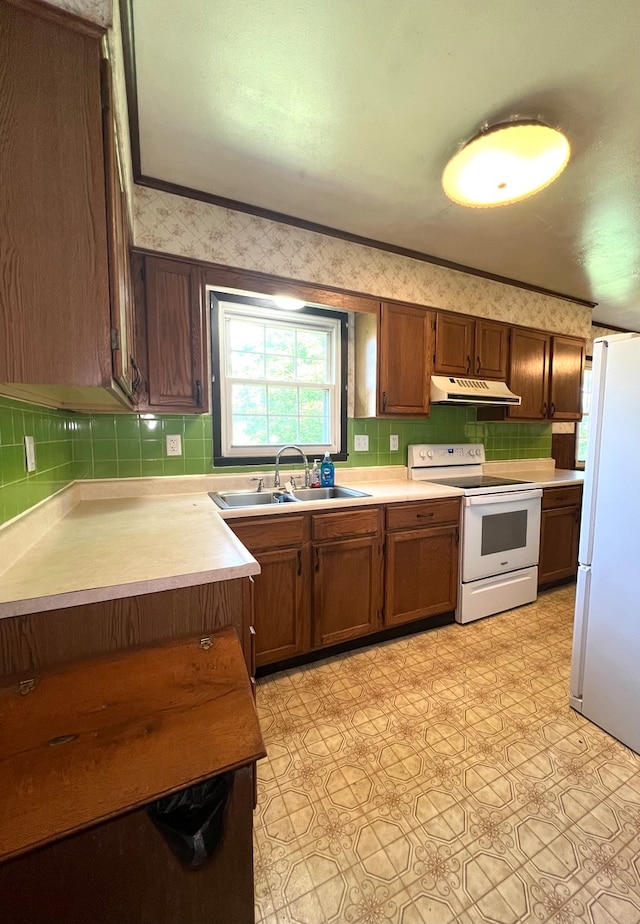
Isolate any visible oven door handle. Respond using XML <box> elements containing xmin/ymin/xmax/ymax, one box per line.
<box><xmin>464</xmin><ymin>488</ymin><xmax>543</xmax><ymax>506</ymax></box>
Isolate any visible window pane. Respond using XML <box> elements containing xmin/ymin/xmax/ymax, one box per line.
<box><xmin>299</xmin><ymin>417</ymin><xmax>326</xmax><ymax>443</ymax></box>
<box><xmin>299</xmin><ymin>388</ymin><xmax>326</xmax><ymax>416</ymax></box>
<box><xmin>231</xmin><ymin>383</ymin><xmax>266</xmax><ymax>415</ymax></box>
<box><xmin>296</xmin><ymin>330</ymin><xmax>328</xmax><ymax>383</ymax></box>
<box><xmin>232</xmin><ymin>416</ymin><xmax>267</xmax><ymax>445</ymax></box>
<box><xmin>268</xmin><ymin>386</ymin><xmax>298</xmax><ymax>416</ymax></box>
<box><xmin>265</xmin><ymin>326</ymin><xmax>295</xmax><ymax>356</ymax></box>
<box><xmin>265</xmin><ymin>354</ymin><xmax>295</xmax><ymax>380</ymax></box>
<box><xmin>230</xmin><ymin>350</ymin><xmax>265</xmax><ymax>378</ymax></box>
<box><xmin>268</xmin><ymin>418</ymin><xmax>299</xmax><ymax>443</ymax></box>
<box><xmin>228</xmin><ymin>320</ymin><xmax>263</xmax><ymax>353</ymax></box>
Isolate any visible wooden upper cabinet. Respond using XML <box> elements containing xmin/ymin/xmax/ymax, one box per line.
<box><xmin>509</xmin><ymin>329</ymin><xmax>585</xmax><ymax>421</ymax></box>
<box><xmin>475</xmin><ymin>319</ymin><xmax>509</xmax><ymax>380</ymax></box>
<box><xmin>508</xmin><ymin>328</ymin><xmax>551</xmax><ymax>419</ymax></box>
<box><xmin>434</xmin><ymin>313</ymin><xmax>508</xmax><ymax>380</ymax></box>
<box><xmin>0</xmin><ymin>4</ymin><xmax>113</xmax><ymax>400</ymax></box>
<box><xmin>434</xmin><ymin>314</ymin><xmax>475</xmax><ymax>376</ymax></box>
<box><xmin>549</xmin><ymin>336</ymin><xmax>585</xmax><ymax>420</ymax></box>
<box><xmin>379</xmin><ymin>302</ymin><xmax>433</xmax><ymax>415</ymax></box>
<box><xmin>139</xmin><ymin>256</ymin><xmax>208</xmax><ymax>412</ymax></box>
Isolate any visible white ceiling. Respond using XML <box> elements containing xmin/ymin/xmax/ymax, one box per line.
<box><xmin>130</xmin><ymin>0</ymin><xmax>640</xmax><ymax>330</ymax></box>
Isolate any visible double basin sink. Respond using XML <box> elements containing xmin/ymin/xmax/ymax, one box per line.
<box><xmin>209</xmin><ymin>485</ymin><xmax>370</xmax><ymax>509</ymax></box>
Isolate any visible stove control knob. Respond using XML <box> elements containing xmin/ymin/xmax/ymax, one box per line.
<box><xmin>427</xmin><ymin>450</ymin><xmax>434</xmax><ymax>458</ymax></box>
<box><xmin>475</xmin><ymin>449</ymin><xmax>482</xmax><ymax>456</ymax></box>
<box><xmin>419</xmin><ymin>450</ymin><xmax>426</xmax><ymax>459</ymax></box>
<box><xmin>468</xmin><ymin>449</ymin><xmax>474</xmax><ymax>455</ymax></box>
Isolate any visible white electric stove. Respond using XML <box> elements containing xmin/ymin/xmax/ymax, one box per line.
<box><xmin>408</xmin><ymin>444</ymin><xmax>543</xmax><ymax>623</ymax></box>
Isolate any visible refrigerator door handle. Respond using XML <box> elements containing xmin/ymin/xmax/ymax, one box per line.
<box><xmin>569</xmin><ymin>564</ymin><xmax>591</xmax><ymax>712</ymax></box>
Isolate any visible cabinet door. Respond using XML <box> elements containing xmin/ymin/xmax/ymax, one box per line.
<box><xmin>434</xmin><ymin>314</ymin><xmax>474</xmax><ymax>376</ymax></box>
<box><xmin>549</xmin><ymin>336</ymin><xmax>585</xmax><ymax>420</ymax></box>
<box><xmin>248</xmin><ymin>547</ymin><xmax>305</xmax><ymax>666</ymax></box>
<box><xmin>538</xmin><ymin>505</ymin><xmax>580</xmax><ymax>586</ymax></box>
<box><xmin>0</xmin><ymin>4</ymin><xmax>111</xmax><ymax>389</ymax></box>
<box><xmin>228</xmin><ymin>515</ymin><xmax>307</xmax><ymax>666</ymax></box>
<box><xmin>143</xmin><ymin>256</ymin><xmax>208</xmax><ymax>412</ymax></box>
<box><xmin>385</xmin><ymin>526</ymin><xmax>458</xmax><ymax>626</ymax></box>
<box><xmin>475</xmin><ymin>319</ymin><xmax>509</xmax><ymax>380</ymax></box>
<box><xmin>379</xmin><ymin>303</ymin><xmax>432</xmax><ymax>414</ymax></box>
<box><xmin>312</xmin><ymin>537</ymin><xmax>382</xmax><ymax>647</ymax></box>
<box><xmin>508</xmin><ymin>328</ymin><xmax>551</xmax><ymax>419</ymax></box>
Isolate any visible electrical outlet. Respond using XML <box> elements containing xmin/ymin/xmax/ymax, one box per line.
<box><xmin>390</xmin><ymin>434</ymin><xmax>399</xmax><ymax>451</ymax></box>
<box><xmin>24</xmin><ymin>435</ymin><xmax>36</xmax><ymax>472</ymax></box>
<box><xmin>166</xmin><ymin>434</ymin><xmax>182</xmax><ymax>456</ymax></box>
<box><xmin>354</xmin><ymin>434</ymin><xmax>369</xmax><ymax>451</ymax></box>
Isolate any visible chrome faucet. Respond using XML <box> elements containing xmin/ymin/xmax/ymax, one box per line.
<box><xmin>274</xmin><ymin>445</ymin><xmax>310</xmax><ymax>488</ymax></box>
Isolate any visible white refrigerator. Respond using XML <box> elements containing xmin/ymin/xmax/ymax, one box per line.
<box><xmin>570</xmin><ymin>332</ymin><xmax>640</xmax><ymax>753</ymax></box>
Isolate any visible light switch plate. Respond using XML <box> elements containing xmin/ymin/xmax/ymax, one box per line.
<box><xmin>24</xmin><ymin>435</ymin><xmax>36</xmax><ymax>472</ymax></box>
<box><xmin>390</xmin><ymin>434</ymin><xmax>399</xmax><ymax>451</ymax></box>
<box><xmin>354</xmin><ymin>435</ymin><xmax>369</xmax><ymax>451</ymax></box>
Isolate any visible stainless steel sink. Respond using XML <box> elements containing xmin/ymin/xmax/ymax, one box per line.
<box><xmin>209</xmin><ymin>485</ymin><xmax>370</xmax><ymax>508</ymax></box>
<box><xmin>208</xmin><ymin>490</ymin><xmax>297</xmax><ymax>509</ymax></box>
<box><xmin>284</xmin><ymin>486</ymin><xmax>371</xmax><ymax>502</ymax></box>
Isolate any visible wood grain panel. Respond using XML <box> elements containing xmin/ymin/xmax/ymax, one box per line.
<box><xmin>385</xmin><ymin>525</ymin><xmax>458</xmax><ymax>625</ymax></box>
<box><xmin>312</xmin><ymin>536</ymin><xmax>381</xmax><ymax>646</ymax></box>
<box><xmin>0</xmin><ymin>766</ymin><xmax>254</xmax><ymax>924</ymax></box>
<box><xmin>549</xmin><ymin>336</ymin><xmax>585</xmax><ymax>420</ymax></box>
<box><xmin>229</xmin><ymin>514</ymin><xmax>307</xmax><ymax>551</ymax></box>
<box><xmin>379</xmin><ymin>303</ymin><xmax>433</xmax><ymax>414</ymax></box>
<box><xmin>143</xmin><ymin>255</ymin><xmax>207</xmax><ymax>410</ymax></box>
<box><xmin>541</xmin><ymin>485</ymin><xmax>583</xmax><ymax>510</ymax></box>
<box><xmin>539</xmin><ymin>505</ymin><xmax>580</xmax><ymax>586</ymax></box>
<box><xmin>0</xmin><ymin>579</ymin><xmax>251</xmax><ymax>677</ymax></box>
<box><xmin>0</xmin><ymin>3</ymin><xmax>111</xmax><ymax>387</ymax></box>
<box><xmin>508</xmin><ymin>328</ymin><xmax>551</xmax><ymax>419</ymax></box>
<box><xmin>385</xmin><ymin>498</ymin><xmax>460</xmax><ymax>531</ymax></box>
<box><xmin>0</xmin><ymin>628</ymin><xmax>264</xmax><ymax>863</ymax></box>
<box><xmin>434</xmin><ymin>313</ymin><xmax>474</xmax><ymax>376</ymax></box>
<box><xmin>475</xmin><ymin>319</ymin><xmax>509</xmax><ymax>380</ymax></box>
<box><xmin>311</xmin><ymin>507</ymin><xmax>381</xmax><ymax>541</ymax></box>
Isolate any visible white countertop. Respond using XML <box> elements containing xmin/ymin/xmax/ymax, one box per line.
<box><xmin>0</xmin><ymin>460</ymin><xmax>583</xmax><ymax>619</ymax></box>
<box><xmin>0</xmin><ymin>494</ymin><xmax>259</xmax><ymax>619</ymax></box>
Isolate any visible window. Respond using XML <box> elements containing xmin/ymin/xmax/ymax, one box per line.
<box><xmin>576</xmin><ymin>358</ymin><xmax>593</xmax><ymax>466</ymax></box>
<box><xmin>210</xmin><ymin>292</ymin><xmax>347</xmax><ymax>465</ymax></box>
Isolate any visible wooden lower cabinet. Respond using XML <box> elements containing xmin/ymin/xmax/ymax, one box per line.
<box><xmin>312</xmin><ymin>535</ymin><xmax>382</xmax><ymax>646</ymax></box>
<box><xmin>384</xmin><ymin>499</ymin><xmax>460</xmax><ymax>626</ymax></box>
<box><xmin>228</xmin><ymin>516</ymin><xmax>306</xmax><ymax>667</ymax></box>
<box><xmin>229</xmin><ymin>501</ymin><xmax>461</xmax><ymax>666</ymax></box>
<box><xmin>538</xmin><ymin>485</ymin><xmax>583</xmax><ymax>587</ymax></box>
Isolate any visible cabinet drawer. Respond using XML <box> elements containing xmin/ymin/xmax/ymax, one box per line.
<box><xmin>311</xmin><ymin>507</ymin><xmax>380</xmax><ymax>541</ymax></box>
<box><xmin>542</xmin><ymin>485</ymin><xmax>583</xmax><ymax>510</ymax></box>
<box><xmin>229</xmin><ymin>515</ymin><xmax>306</xmax><ymax>552</ymax></box>
<box><xmin>386</xmin><ymin>498</ymin><xmax>460</xmax><ymax>531</ymax></box>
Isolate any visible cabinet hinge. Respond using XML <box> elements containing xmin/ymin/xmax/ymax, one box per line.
<box><xmin>110</xmin><ymin>327</ymin><xmax>120</xmax><ymax>351</ymax></box>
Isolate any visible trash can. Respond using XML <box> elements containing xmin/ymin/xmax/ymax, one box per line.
<box><xmin>147</xmin><ymin>773</ymin><xmax>231</xmax><ymax>868</ymax></box>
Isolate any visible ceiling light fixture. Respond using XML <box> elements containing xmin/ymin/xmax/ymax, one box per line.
<box><xmin>442</xmin><ymin>119</ymin><xmax>570</xmax><ymax>208</ymax></box>
<box><xmin>272</xmin><ymin>295</ymin><xmax>306</xmax><ymax>310</ymax></box>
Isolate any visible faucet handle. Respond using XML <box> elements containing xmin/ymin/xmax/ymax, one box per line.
<box><xmin>251</xmin><ymin>476</ymin><xmax>265</xmax><ymax>492</ymax></box>
<box><xmin>289</xmin><ymin>475</ymin><xmax>298</xmax><ymax>490</ymax></box>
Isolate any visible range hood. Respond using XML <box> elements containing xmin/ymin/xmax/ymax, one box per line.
<box><xmin>430</xmin><ymin>375</ymin><xmax>522</xmax><ymax>406</ymax></box>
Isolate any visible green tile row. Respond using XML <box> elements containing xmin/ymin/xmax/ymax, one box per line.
<box><xmin>0</xmin><ymin>395</ymin><xmax>553</xmax><ymax>526</ymax></box>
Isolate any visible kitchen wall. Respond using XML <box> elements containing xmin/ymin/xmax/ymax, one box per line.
<box><xmin>0</xmin><ymin>396</ymin><xmax>551</xmax><ymax>527</ymax></box>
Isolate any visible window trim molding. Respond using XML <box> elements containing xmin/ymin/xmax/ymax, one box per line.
<box><xmin>210</xmin><ymin>291</ymin><xmax>348</xmax><ymax>466</ymax></box>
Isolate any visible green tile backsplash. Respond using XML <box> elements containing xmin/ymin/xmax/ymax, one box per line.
<box><xmin>0</xmin><ymin>398</ymin><xmax>552</xmax><ymax>526</ymax></box>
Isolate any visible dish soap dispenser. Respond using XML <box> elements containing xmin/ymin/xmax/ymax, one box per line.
<box><xmin>311</xmin><ymin>459</ymin><xmax>321</xmax><ymax>487</ymax></box>
<box><xmin>320</xmin><ymin>451</ymin><xmax>334</xmax><ymax>487</ymax></box>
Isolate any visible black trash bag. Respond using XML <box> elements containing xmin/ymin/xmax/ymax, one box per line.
<box><xmin>147</xmin><ymin>773</ymin><xmax>231</xmax><ymax>868</ymax></box>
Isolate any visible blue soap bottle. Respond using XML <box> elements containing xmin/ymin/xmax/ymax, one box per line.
<box><xmin>320</xmin><ymin>452</ymin><xmax>334</xmax><ymax>487</ymax></box>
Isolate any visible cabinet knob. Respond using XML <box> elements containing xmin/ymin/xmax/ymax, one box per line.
<box><xmin>550</xmin><ymin>402</ymin><xmax>556</xmax><ymax>417</ymax></box>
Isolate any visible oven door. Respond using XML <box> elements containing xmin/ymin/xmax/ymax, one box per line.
<box><xmin>461</xmin><ymin>489</ymin><xmax>542</xmax><ymax>582</ymax></box>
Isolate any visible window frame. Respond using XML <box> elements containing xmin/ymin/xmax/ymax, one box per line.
<box><xmin>210</xmin><ymin>291</ymin><xmax>348</xmax><ymax>466</ymax></box>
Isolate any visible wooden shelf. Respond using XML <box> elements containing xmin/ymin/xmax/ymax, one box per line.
<box><xmin>0</xmin><ymin>627</ymin><xmax>265</xmax><ymax>863</ymax></box>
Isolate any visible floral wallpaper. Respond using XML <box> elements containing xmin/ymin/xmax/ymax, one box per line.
<box><xmin>134</xmin><ymin>186</ymin><xmax>592</xmax><ymax>339</ymax></box>
<box><xmin>39</xmin><ymin>0</ymin><xmax>111</xmax><ymax>27</ymax></box>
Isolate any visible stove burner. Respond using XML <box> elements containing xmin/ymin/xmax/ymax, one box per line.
<box><xmin>428</xmin><ymin>475</ymin><xmax>532</xmax><ymax>490</ymax></box>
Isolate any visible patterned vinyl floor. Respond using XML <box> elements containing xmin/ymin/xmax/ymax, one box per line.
<box><xmin>253</xmin><ymin>585</ymin><xmax>640</xmax><ymax>924</ymax></box>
